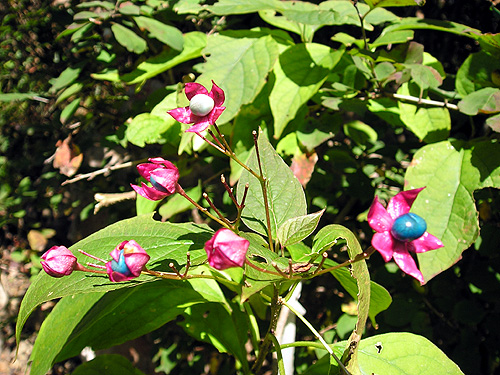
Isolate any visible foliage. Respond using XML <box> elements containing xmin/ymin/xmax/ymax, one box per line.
<box><xmin>3</xmin><ymin>0</ymin><xmax>500</xmax><ymax>374</ymax></box>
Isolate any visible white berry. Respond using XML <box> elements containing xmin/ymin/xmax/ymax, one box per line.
<box><xmin>189</xmin><ymin>94</ymin><xmax>215</xmax><ymax>116</ymax></box>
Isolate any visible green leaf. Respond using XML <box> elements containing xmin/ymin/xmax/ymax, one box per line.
<box><xmin>455</xmin><ymin>51</ymin><xmax>500</xmax><ymax>97</ymax></box>
<box><xmin>16</xmin><ymin>215</ymin><xmax>214</xmax><ymax>347</ymax></box>
<box><xmin>76</xmin><ymin>1</ymin><xmax>115</xmax><ymax>10</ymax></box>
<box><xmin>277</xmin><ymin>209</ymin><xmax>325</xmax><ymax>247</ymax></box>
<box><xmin>406</xmin><ymin>64</ymin><xmax>443</xmax><ymax>90</ymax></box>
<box><xmin>371</xmin><ymin>30</ymin><xmax>414</xmax><ymax>48</ymax></box>
<box><xmin>457</xmin><ymin>87</ymin><xmax>500</xmax><ymax>115</ymax></box>
<box><xmin>195</xmin><ymin>34</ymin><xmax>279</xmax><ymax>124</ymax></box>
<box><xmin>270</xmin><ymin>43</ymin><xmax>342</xmax><ymax>137</ymax></box>
<box><xmin>134</xmin><ymin>16</ymin><xmax>184</xmax><ymax>50</ymax></box>
<box><xmin>405</xmin><ymin>140</ymin><xmax>500</xmax><ymax>282</ymax></box>
<box><xmin>343</xmin><ymin>120</ymin><xmax>378</xmax><ymax>148</ymax></box>
<box><xmin>486</xmin><ymin>113</ymin><xmax>500</xmax><ymax>132</ymax></box>
<box><xmin>59</xmin><ymin>98</ymin><xmax>80</xmax><ymax>125</ymax></box>
<box><xmin>111</xmin><ymin>23</ymin><xmax>147</xmax><ymax>54</ymax></box>
<box><xmin>135</xmin><ymin>193</ymin><xmax>160</xmax><ymax>216</ymax></box>
<box><xmin>206</xmin><ymin>0</ymin><xmax>283</xmax><ymax>15</ymax></box>
<box><xmin>312</xmin><ymin>224</ymin><xmax>371</xmax><ymax>374</ymax></box>
<box><xmin>72</xmin><ymin>355</ymin><xmax>146</xmax><ymax>375</ymax></box>
<box><xmin>180</xmin><ymin>303</ymin><xmax>249</xmax><ymax>372</ymax></box>
<box><xmin>398</xmin><ymin>84</ymin><xmax>450</xmax><ymax>142</ymax></box>
<box><xmin>30</xmin><ymin>277</ymin><xmax>225</xmax><ymax>375</ymax></box>
<box><xmin>306</xmin><ymin>332</ymin><xmax>464</xmax><ymax>375</ymax></box>
<box><xmin>49</xmin><ymin>65</ymin><xmax>82</xmax><ymax>93</ymax></box>
<box><xmin>125</xmin><ymin>112</ymin><xmax>174</xmax><ymax>147</ymax></box>
<box><xmin>0</xmin><ymin>92</ymin><xmax>41</xmax><ymax>101</ymax></box>
<box><xmin>55</xmin><ymin>82</ymin><xmax>83</xmax><ymax>104</ymax></box>
<box><xmin>158</xmin><ymin>182</ymin><xmax>202</xmax><ymax>220</ymax></box>
<box><xmin>118</xmin><ymin>3</ymin><xmax>140</xmax><ymax>15</ymax></box>
<box><xmin>364</xmin><ymin>0</ymin><xmax>425</xmax><ymax>8</ymax></box>
<box><xmin>287</xmin><ymin>242</ymin><xmax>391</xmax><ymax>326</ymax></box>
<box><xmin>236</xmin><ymin>131</ymin><xmax>307</xmax><ymax>238</ymax></box>
<box><xmin>119</xmin><ymin>32</ymin><xmax>206</xmax><ymax>85</ymax></box>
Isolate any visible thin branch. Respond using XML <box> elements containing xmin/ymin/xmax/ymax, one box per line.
<box><xmin>390</xmin><ymin>93</ymin><xmax>459</xmax><ymax>110</ymax></box>
<box><xmin>62</xmin><ymin>161</ymin><xmax>136</xmax><ymax>185</ymax></box>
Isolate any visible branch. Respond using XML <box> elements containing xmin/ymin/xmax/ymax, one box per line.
<box><xmin>389</xmin><ymin>93</ymin><xmax>459</xmax><ymax>111</ymax></box>
<box><xmin>62</xmin><ymin>160</ymin><xmax>136</xmax><ymax>185</ymax></box>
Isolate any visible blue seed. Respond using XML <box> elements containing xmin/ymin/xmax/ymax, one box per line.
<box><xmin>150</xmin><ymin>175</ymin><xmax>169</xmax><ymax>193</ymax></box>
<box><xmin>390</xmin><ymin>213</ymin><xmax>427</xmax><ymax>242</ymax></box>
<box><xmin>111</xmin><ymin>250</ymin><xmax>131</xmax><ymax>275</ymax></box>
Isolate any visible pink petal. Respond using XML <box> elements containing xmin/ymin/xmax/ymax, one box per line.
<box><xmin>136</xmin><ymin>163</ymin><xmax>158</xmax><ymax>179</ymax></box>
<box><xmin>387</xmin><ymin>187</ymin><xmax>425</xmax><ymax>219</ymax></box>
<box><xmin>131</xmin><ymin>183</ymin><xmax>167</xmax><ymax>201</ymax></box>
<box><xmin>124</xmin><ymin>253</ymin><xmax>150</xmax><ymax>276</ymax></box>
<box><xmin>168</xmin><ymin>107</ymin><xmax>195</xmax><ymax>124</ymax></box>
<box><xmin>407</xmin><ymin>232</ymin><xmax>444</xmax><ymax>253</ymax></box>
<box><xmin>148</xmin><ymin>157</ymin><xmax>174</xmax><ymax>166</ymax></box>
<box><xmin>151</xmin><ymin>168</ymin><xmax>179</xmax><ymax>193</ymax></box>
<box><xmin>185</xmin><ymin>119</ymin><xmax>211</xmax><ymax>133</ymax></box>
<box><xmin>371</xmin><ymin>232</ymin><xmax>396</xmax><ymax>262</ymax></box>
<box><xmin>185</xmin><ymin>82</ymin><xmax>208</xmax><ymax>100</ymax></box>
<box><xmin>209</xmin><ymin>81</ymin><xmax>225</xmax><ymax>107</ymax></box>
<box><xmin>207</xmin><ymin>106</ymin><xmax>225</xmax><ymax>124</ymax></box>
<box><xmin>392</xmin><ymin>249</ymin><xmax>425</xmax><ymax>284</ymax></box>
<box><xmin>367</xmin><ymin>197</ymin><xmax>393</xmax><ymax>232</ymax></box>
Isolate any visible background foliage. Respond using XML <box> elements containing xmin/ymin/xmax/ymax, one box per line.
<box><xmin>2</xmin><ymin>0</ymin><xmax>500</xmax><ymax>374</ymax></box>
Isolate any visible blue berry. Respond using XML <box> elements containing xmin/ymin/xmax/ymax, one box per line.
<box><xmin>111</xmin><ymin>250</ymin><xmax>131</xmax><ymax>275</ymax></box>
<box><xmin>390</xmin><ymin>213</ymin><xmax>427</xmax><ymax>242</ymax></box>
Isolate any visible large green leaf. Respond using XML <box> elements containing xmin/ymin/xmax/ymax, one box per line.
<box><xmin>384</xmin><ymin>18</ymin><xmax>500</xmax><ymax>57</ymax></box>
<box><xmin>364</xmin><ymin>0</ymin><xmax>425</xmax><ymax>8</ymax></box>
<box><xmin>30</xmin><ymin>275</ymin><xmax>225</xmax><ymax>375</ymax></box>
<box><xmin>269</xmin><ymin>43</ymin><xmax>342</xmax><ymax>137</ymax></box>
<box><xmin>194</xmin><ymin>34</ymin><xmax>279</xmax><ymax>124</ymax></box>
<box><xmin>398</xmin><ymin>84</ymin><xmax>450</xmax><ymax>142</ymax></box>
<box><xmin>110</xmin><ymin>23</ymin><xmax>147</xmax><ymax>54</ymax></box>
<box><xmin>180</xmin><ymin>302</ymin><xmax>249</xmax><ymax>372</ymax></box>
<box><xmin>236</xmin><ymin>131</ymin><xmax>307</xmax><ymax>238</ymax></box>
<box><xmin>134</xmin><ymin>16</ymin><xmax>184</xmax><ymax>50</ymax></box>
<box><xmin>312</xmin><ymin>224</ymin><xmax>371</xmax><ymax>375</ymax></box>
<box><xmin>92</xmin><ymin>32</ymin><xmax>206</xmax><ymax>85</ymax></box>
<box><xmin>125</xmin><ymin>113</ymin><xmax>172</xmax><ymax>147</ymax></box>
<box><xmin>16</xmin><ymin>215</ymin><xmax>213</xmax><ymax>347</ymax></box>
<box><xmin>455</xmin><ymin>51</ymin><xmax>500</xmax><ymax>97</ymax></box>
<box><xmin>305</xmin><ymin>332</ymin><xmax>463</xmax><ymax>374</ymax></box>
<box><xmin>457</xmin><ymin>87</ymin><xmax>500</xmax><ymax>116</ymax></box>
<box><xmin>72</xmin><ymin>354</ymin><xmax>146</xmax><ymax>375</ymax></box>
<box><xmin>405</xmin><ymin>140</ymin><xmax>500</xmax><ymax>282</ymax></box>
<box><xmin>206</xmin><ymin>0</ymin><xmax>283</xmax><ymax>15</ymax></box>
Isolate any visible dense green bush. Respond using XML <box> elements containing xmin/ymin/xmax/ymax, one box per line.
<box><xmin>3</xmin><ymin>0</ymin><xmax>500</xmax><ymax>374</ymax></box>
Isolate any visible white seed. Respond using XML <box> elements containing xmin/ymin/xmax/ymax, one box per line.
<box><xmin>189</xmin><ymin>94</ymin><xmax>215</xmax><ymax>116</ymax></box>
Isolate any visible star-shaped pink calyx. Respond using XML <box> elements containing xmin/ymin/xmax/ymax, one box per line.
<box><xmin>167</xmin><ymin>80</ymin><xmax>225</xmax><ymax>133</ymax></box>
<box><xmin>367</xmin><ymin>187</ymin><xmax>444</xmax><ymax>284</ymax></box>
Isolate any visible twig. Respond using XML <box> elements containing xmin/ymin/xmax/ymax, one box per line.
<box><xmin>62</xmin><ymin>161</ymin><xmax>136</xmax><ymax>185</ymax></box>
<box><xmin>389</xmin><ymin>93</ymin><xmax>459</xmax><ymax>110</ymax></box>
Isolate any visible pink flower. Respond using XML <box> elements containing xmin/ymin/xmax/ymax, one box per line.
<box><xmin>41</xmin><ymin>246</ymin><xmax>78</xmax><ymax>277</ymax></box>
<box><xmin>105</xmin><ymin>240</ymin><xmax>150</xmax><ymax>282</ymax></box>
<box><xmin>367</xmin><ymin>187</ymin><xmax>443</xmax><ymax>284</ymax></box>
<box><xmin>204</xmin><ymin>229</ymin><xmax>249</xmax><ymax>270</ymax></box>
<box><xmin>131</xmin><ymin>157</ymin><xmax>180</xmax><ymax>201</ymax></box>
<box><xmin>167</xmin><ymin>80</ymin><xmax>225</xmax><ymax>133</ymax></box>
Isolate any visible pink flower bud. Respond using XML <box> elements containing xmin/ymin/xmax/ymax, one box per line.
<box><xmin>105</xmin><ymin>240</ymin><xmax>150</xmax><ymax>282</ymax></box>
<box><xmin>131</xmin><ymin>157</ymin><xmax>180</xmax><ymax>201</ymax></box>
<box><xmin>204</xmin><ymin>229</ymin><xmax>249</xmax><ymax>270</ymax></box>
<box><xmin>41</xmin><ymin>246</ymin><xmax>78</xmax><ymax>277</ymax></box>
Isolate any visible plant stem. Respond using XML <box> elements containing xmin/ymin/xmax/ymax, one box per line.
<box><xmin>269</xmin><ymin>333</ymin><xmax>286</xmax><ymax>375</ymax></box>
<box><xmin>252</xmin><ymin>286</ymin><xmax>282</xmax><ymax>374</ymax></box>
<box><xmin>176</xmin><ymin>184</ymin><xmax>233</xmax><ymax>230</ymax></box>
<box><xmin>280</xmin><ymin>298</ymin><xmax>351</xmax><ymax>375</ymax></box>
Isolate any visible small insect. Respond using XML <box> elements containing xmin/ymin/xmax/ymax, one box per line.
<box><xmin>375</xmin><ymin>342</ymin><xmax>383</xmax><ymax>354</ymax></box>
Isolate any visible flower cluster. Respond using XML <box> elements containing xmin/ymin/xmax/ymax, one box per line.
<box><xmin>41</xmin><ymin>230</ymin><xmax>249</xmax><ymax>282</ymax></box>
<box><xmin>41</xmin><ymin>240</ymin><xmax>150</xmax><ymax>282</ymax></box>
<box><xmin>367</xmin><ymin>188</ymin><xmax>443</xmax><ymax>284</ymax></box>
